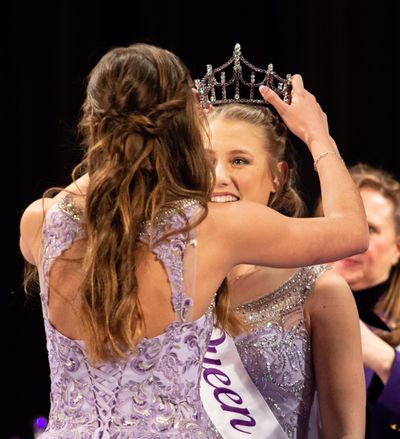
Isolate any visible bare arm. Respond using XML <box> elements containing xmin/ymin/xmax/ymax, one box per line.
<box><xmin>208</xmin><ymin>201</ymin><xmax>368</xmax><ymax>270</ymax></box>
<box><xmin>305</xmin><ymin>270</ymin><xmax>365</xmax><ymax>439</ymax></box>
<box><xmin>205</xmin><ymin>75</ymin><xmax>368</xmax><ymax>271</ymax></box>
<box><xmin>259</xmin><ymin>75</ymin><xmax>367</xmax><ymax>233</ymax></box>
<box><xmin>19</xmin><ymin>174</ymin><xmax>89</xmax><ymax>266</ymax></box>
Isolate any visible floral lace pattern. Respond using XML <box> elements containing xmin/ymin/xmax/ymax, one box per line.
<box><xmin>234</xmin><ymin>265</ymin><xmax>330</xmax><ymax>439</ymax></box>
<box><xmin>38</xmin><ymin>197</ymin><xmax>220</xmax><ymax>438</ymax></box>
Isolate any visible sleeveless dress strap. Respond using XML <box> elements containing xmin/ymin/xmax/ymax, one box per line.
<box><xmin>144</xmin><ymin>199</ymin><xmax>201</xmax><ymax>323</ymax></box>
<box><xmin>40</xmin><ymin>195</ymin><xmax>85</xmax><ymax>316</ymax></box>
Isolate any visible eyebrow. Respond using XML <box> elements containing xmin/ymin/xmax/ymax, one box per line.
<box><xmin>228</xmin><ymin>148</ymin><xmax>253</xmax><ymax>155</ymax></box>
<box><xmin>207</xmin><ymin>148</ymin><xmax>253</xmax><ymax>156</ymax></box>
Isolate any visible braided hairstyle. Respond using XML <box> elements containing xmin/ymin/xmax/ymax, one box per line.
<box><xmin>73</xmin><ymin>43</ymin><xmax>214</xmax><ymax>362</ymax></box>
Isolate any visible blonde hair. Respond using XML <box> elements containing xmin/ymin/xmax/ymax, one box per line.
<box><xmin>349</xmin><ymin>163</ymin><xmax>400</xmax><ymax>346</ymax></box>
<box><xmin>207</xmin><ymin>104</ymin><xmax>305</xmax><ymax>336</ymax></box>
<box><xmin>207</xmin><ymin>104</ymin><xmax>305</xmax><ymax>217</ymax></box>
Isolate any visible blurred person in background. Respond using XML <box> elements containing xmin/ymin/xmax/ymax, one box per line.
<box><xmin>315</xmin><ymin>162</ymin><xmax>400</xmax><ymax>438</ymax></box>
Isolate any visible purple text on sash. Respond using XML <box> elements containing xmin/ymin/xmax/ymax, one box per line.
<box><xmin>203</xmin><ymin>331</ymin><xmax>256</xmax><ymax>434</ymax></box>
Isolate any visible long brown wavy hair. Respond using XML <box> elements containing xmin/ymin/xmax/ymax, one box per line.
<box><xmin>25</xmin><ymin>43</ymin><xmax>226</xmax><ymax>363</ymax></box>
<box><xmin>349</xmin><ymin>163</ymin><xmax>400</xmax><ymax>347</ymax></box>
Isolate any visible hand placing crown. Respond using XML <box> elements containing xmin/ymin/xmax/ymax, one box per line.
<box><xmin>195</xmin><ymin>43</ymin><xmax>292</xmax><ymax>108</ymax></box>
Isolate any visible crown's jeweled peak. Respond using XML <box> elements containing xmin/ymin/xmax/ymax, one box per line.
<box><xmin>195</xmin><ymin>43</ymin><xmax>292</xmax><ymax>108</ymax></box>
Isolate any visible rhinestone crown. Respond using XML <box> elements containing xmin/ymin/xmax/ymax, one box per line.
<box><xmin>195</xmin><ymin>43</ymin><xmax>292</xmax><ymax>108</ymax></box>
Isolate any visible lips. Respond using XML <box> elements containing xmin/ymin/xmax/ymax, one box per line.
<box><xmin>340</xmin><ymin>258</ymin><xmax>361</xmax><ymax>267</ymax></box>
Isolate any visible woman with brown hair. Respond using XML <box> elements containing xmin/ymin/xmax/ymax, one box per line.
<box><xmin>19</xmin><ymin>42</ymin><xmax>367</xmax><ymax>437</ymax></box>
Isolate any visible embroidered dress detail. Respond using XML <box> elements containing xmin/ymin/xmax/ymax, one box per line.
<box><xmin>58</xmin><ymin>194</ymin><xmax>84</xmax><ymax>222</ymax></box>
<box><xmin>234</xmin><ymin>265</ymin><xmax>331</xmax><ymax>439</ymax></box>
<box><xmin>38</xmin><ymin>196</ymin><xmax>220</xmax><ymax>438</ymax></box>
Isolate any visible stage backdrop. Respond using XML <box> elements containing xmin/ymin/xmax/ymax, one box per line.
<box><xmin>3</xmin><ymin>1</ymin><xmax>398</xmax><ymax>438</ymax></box>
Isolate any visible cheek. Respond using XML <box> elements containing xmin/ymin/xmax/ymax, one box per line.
<box><xmin>262</xmin><ymin>177</ymin><xmax>275</xmax><ymax>193</ymax></box>
<box><xmin>258</xmin><ymin>170</ymin><xmax>276</xmax><ymax>197</ymax></box>
<box><xmin>239</xmin><ymin>174</ymin><xmax>267</xmax><ymax>197</ymax></box>
<box><xmin>329</xmin><ymin>261</ymin><xmax>365</xmax><ymax>284</ymax></box>
<box><xmin>363</xmin><ymin>238</ymin><xmax>394</xmax><ymax>265</ymax></box>
<box><xmin>257</xmin><ymin>180</ymin><xmax>275</xmax><ymax>204</ymax></box>
<box><xmin>237</xmin><ymin>174</ymin><xmax>255</xmax><ymax>193</ymax></box>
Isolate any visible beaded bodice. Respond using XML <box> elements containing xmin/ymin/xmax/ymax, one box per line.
<box><xmin>38</xmin><ymin>196</ymin><xmax>220</xmax><ymax>438</ymax></box>
<box><xmin>233</xmin><ymin>265</ymin><xmax>330</xmax><ymax>439</ymax></box>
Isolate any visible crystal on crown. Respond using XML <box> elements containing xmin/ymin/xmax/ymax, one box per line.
<box><xmin>195</xmin><ymin>43</ymin><xmax>292</xmax><ymax>108</ymax></box>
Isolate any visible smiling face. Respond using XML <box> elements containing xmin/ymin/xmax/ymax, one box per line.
<box><xmin>331</xmin><ymin>187</ymin><xmax>400</xmax><ymax>290</ymax></box>
<box><xmin>208</xmin><ymin>116</ymin><xmax>278</xmax><ymax>205</ymax></box>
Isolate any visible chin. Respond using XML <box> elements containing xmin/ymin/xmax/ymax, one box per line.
<box><xmin>332</xmin><ymin>263</ymin><xmax>363</xmax><ymax>285</ymax></box>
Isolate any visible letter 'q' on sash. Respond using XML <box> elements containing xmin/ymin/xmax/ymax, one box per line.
<box><xmin>200</xmin><ymin>327</ymin><xmax>287</xmax><ymax>438</ymax></box>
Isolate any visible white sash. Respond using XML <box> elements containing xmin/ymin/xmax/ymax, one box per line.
<box><xmin>200</xmin><ymin>327</ymin><xmax>287</xmax><ymax>438</ymax></box>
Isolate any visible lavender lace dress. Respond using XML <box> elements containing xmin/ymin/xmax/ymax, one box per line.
<box><xmin>233</xmin><ymin>265</ymin><xmax>330</xmax><ymax>439</ymax></box>
<box><xmin>38</xmin><ymin>196</ymin><xmax>221</xmax><ymax>438</ymax></box>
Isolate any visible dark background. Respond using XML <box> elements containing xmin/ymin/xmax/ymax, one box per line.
<box><xmin>3</xmin><ymin>1</ymin><xmax>399</xmax><ymax>438</ymax></box>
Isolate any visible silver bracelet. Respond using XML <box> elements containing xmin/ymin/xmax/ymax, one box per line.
<box><xmin>313</xmin><ymin>151</ymin><xmax>344</xmax><ymax>171</ymax></box>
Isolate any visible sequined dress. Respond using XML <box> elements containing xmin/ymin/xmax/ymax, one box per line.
<box><xmin>38</xmin><ymin>196</ymin><xmax>221</xmax><ymax>438</ymax></box>
<box><xmin>233</xmin><ymin>265</ymin><xmax>330</xmax><ymax>439</ymax></box>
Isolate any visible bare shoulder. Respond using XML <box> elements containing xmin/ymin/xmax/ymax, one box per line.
<box><xmin>203</xmin><ymin>200</ymin><xmax>277</xmax><ymax>240</ymax></box>
<box><xmin>201</xmin><ymin>201</ymin><xmax>238</xmax><ymax>238</ymax></box>
<box><xmin>314</xmin><ymin>268</ymin><xmax>352</xmax><ymax>295</ymax></box>
<box><xmin>198</xmin><ymin>202</ymin><xmax>258</xmax><ymax>271</ymax></box>
<box><xmin>202</xmin><ymin>200</ymin><xmax>273</xmax><ymax>238</ymax></box>
<box><xmin>306</xmin><ymin>267</ymin><xmax>355</xmax><ymax>312</ymax></box>
<box><xmin>50</xmin><ymin>174</ymin><xmax>89</xmax><ymax>206</ymax></box>
<box><xmin>20</xmin><ymin>175</ymin><xmax>89</xmax><ymax>242</ymax></box>
<box><xmin>20</xmin><ymin>197</ymin><xmax>55</xmax><ymax>265</ymax></box>
<box><xmin>206</xmin><ymin>199</ymin><xmax>276</xmax><ymax>220</ymax></box>
<box><xmin>20</xmin><ymin>197</ymin><xmax>56</xmax><ymax>228</ymax></box>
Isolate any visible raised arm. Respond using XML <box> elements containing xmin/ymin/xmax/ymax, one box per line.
<box><xmin>259</xmin><ymin>75</ymin><xmax>367</xmax><ymax>245</ymax></box>
<box><xmin>204</xmin><ymin>75</ymin><xmax>368</xmax><ymax>270</ymax></box>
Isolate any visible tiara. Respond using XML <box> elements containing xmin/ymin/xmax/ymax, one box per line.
<box><xmin>195</xmin><ymin>43</ymin><xmax>292</xmax><ymax>108</ymax></box>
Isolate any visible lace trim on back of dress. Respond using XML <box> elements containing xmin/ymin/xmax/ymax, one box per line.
<box><xmin>57</xmin><ymin>194</ymin><xmax>200</xmax><ymax>228</ymax></box>
<box><xmin>58</xmin><ymin>194</ymin><xmax>84</xmax><ymax>222</ymax></box>
<box><xmin>53</xmin><ymin>195</ymin><xmax>201</xmax><ymax>323</ymax></box>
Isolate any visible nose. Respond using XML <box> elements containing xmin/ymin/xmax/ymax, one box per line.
<box><xmin>215</xmin><ymin>161</ymin><xmax>232</xmax><ymax>187</ymax></box>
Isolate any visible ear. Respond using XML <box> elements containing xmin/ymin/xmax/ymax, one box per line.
<box><xmin>272</xmin><ymin>161</ymin><xmax>288</xmax><ymax>192</ymax></box>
